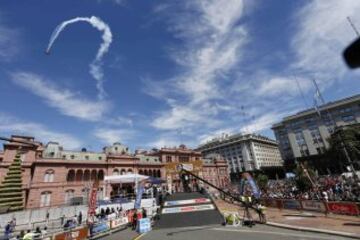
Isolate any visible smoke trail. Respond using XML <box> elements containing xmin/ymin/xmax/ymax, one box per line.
<box><xmin>46</xmin><ymin>16</ymin><xmax>113</xmax><ymax>99</ymax></box>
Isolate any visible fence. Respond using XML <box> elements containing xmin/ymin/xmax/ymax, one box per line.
<box><xmin>261</xmin><ymin>198</ymin><xmax>360</xmax><ymax>216</ymax></box>
<box><xmin>0</xmin><ymin>198</ymin><xmax>156</xmax><ymax>230</ymax></box>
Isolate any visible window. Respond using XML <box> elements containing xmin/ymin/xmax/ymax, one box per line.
<box><xmin>85</xmin><ymin>155</ymin><xmax>89</xmax><ymax>160</ymax></box>
<box><xmin>44</xmin><ymin>170</ymin><xmax>54</xmax><ymax>182</ymax></box>
<box><xmin>342</xmin><ymin>115</ymin><xmax>355</xmax><ymax>123</ymax></box>
<box><xmin>166</xmin><ymin>156</ymin><xmax>172</xmax><ymax>163</ymax></box>
<box><xmin>179</xmin><ymin>156</ymin><xmax>189</xmax><ymax>163</ymax></box>
<box><xmin>98</xmin><ymin>156</ymin><xmax>102</xmax><ymax>160</ymax></box>
<box><xmin>70</xmin><ymin>155</ymin><xmax>75</xmax><ymax>160</ymax></box>
<box><xmin>65</xmin><ymin>190</ymin><xmax>75</xmax><ymax>204</ymax></box>
<box><xmin>40</xmin><ymin>192</ymin><xmax>51</xmax><ymax>207</ymax></box>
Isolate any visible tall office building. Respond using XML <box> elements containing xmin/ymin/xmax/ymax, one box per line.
<box><xmin>272</xmin><ymin>94</ymin><xmax>360</xmax><ymax>169</ymax></box>
<box><xmin>196</xmin><ymin>133</ymin><xmax>283</xmax><ymax>178</ymax></box>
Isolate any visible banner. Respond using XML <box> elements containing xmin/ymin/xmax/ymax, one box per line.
<box><xmin>111</xmin><ymin>217</ymin><xmax>128</xmax><ymax>229</ymax></box>
<box><xmin>238</xmin><ymin>179</ymin><xmax>245</xmax><ymax>195</ymax></box>
<box><xmin>162</xmin><ymin>204</ymin><xmax>215</xmax><ymax>214</ymax></box>
<box><xmin>282</xmin><ymin>199</ymin><xmax>301</xmax><ymax>210</ymax></box>
<box><xmin>301</xmin><ymin>200</ymin><xmax>326</xmax><ymax>212</ymax></box>
<box><xmin>88</xmin><ymin>181</ymin><xmax>99</xmax><ymax>217</ymax></box>
<box><xmin>164</xmin><ymin>198</ymin><xmax>210</xmax><ymax>207</ymax></box>
<box><xmin>91</xmin><ymin>222</ymin><xmax>109</xmax><ymax>235</ymax></box>
<box><xmin>242</xmin><ymin>173</ymin><xmax>260</xmax><ymax>198</ymax></box>
<box><xmin>137</xmin><ymin>218</ymin><xmax>151</xmax><ymax>234</ymax></box>
<box><xmin>327</xmin><ymin>202</ymin><xmax>359</xmax><ymax>215</ymax></box>
<box><xmin>134</xmin><ymin>181</ymin><xmax>145</xmax><ymax>209</ymax></box>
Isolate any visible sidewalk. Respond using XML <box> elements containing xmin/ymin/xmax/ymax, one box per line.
<box><xmin>214</xmin><ymin>199</ymin><xmax>360</xmax><ymax>238</ymax></box>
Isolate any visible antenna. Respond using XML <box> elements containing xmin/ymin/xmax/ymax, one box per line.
<box><xmin>293</xmin><ymin>73</ymin><xmax>309</xmax><ymax>108</ymax></box>
<box><xmin>347</xmin><ymin>16</ymin><xmax>360</xmax><ymax>37</ymax></box>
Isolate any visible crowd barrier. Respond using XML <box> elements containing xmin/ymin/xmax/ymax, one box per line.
<box><xmin>261</xmin><ymin>198</ymin><xmax>360</xmax><ymax>216</ymax></box>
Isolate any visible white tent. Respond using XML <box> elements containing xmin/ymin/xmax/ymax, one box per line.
<box><xmin>104</xmin><ymin>173</ymin><xmax>149</xmax><ymax>183</ymax></box>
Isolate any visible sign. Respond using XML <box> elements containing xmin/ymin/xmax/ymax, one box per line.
<box><xmin>137</xmin><ymin>218</ymin><xmax>151</xmax><ymax>234</ymax></box>
<box><xmin>282</xmin><ymin>199</ymin><xmax>301</xmax><ymax>210</ymax></box>
<box><xmin>91</xmin><ymin>222</ymin><xmax>109</xmax><ymax>235</ymax></box>
<box><xmin>327</xmin><ymin>202</ymin><xmax>359</xmax><ymax>215</ymax></box>
<box><xmin>301</xmin><ymin>200</ymin><xmax>326</xmax><ymax>212</ymax></box>
<box><xmin>162</xmin><ymin>204</ymin><xmax>215</xmax><ymax>214</ymax></box>
<box><xmin>165</xmin><ymin>161</ymin><xmax>203</xmax><ymax>175</ymax></box>
<box><xmin>111</xmin><ymin>217</ymin><xmax>128</xmax><ymax>229</ymax></box>
<box><xmin>164</xmin><ymin>198</ymin><xmax>210</xmax><ymax>207</ymax></box>
<box><xmin>54</xmin><ymin>227</ymin><xmax>88</xmax><ymax>240</ymax></box>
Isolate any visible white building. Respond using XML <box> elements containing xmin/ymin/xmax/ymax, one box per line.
<box><xmin>196</xmin><ymin>133</ymin><xmax>283</xmax><ymax>176</ymax></box>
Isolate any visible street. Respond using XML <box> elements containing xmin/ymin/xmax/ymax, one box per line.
<box><xmin>101</xmin><ymin>224</ymin><xmax>354</xmax><ymax>240</ymax></box>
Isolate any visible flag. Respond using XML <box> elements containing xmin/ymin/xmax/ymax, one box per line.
<box><xmin>135</xmin><ymin>180</ymin><xmax>145</xmax><ymax>209</ymax></box>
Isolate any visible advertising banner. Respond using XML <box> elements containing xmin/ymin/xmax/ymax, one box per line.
<box><xmin>301</xmin><ymin>200</ymin><xmax>326</xmax><ymax>212</ymax></box>
<box><xmin>88</xmin><ymin>181</ymin><xmax>99</xmax><ymax>217</ymax></box>
<box><xmin>162</xmin><ymin>204</ymin><xmax>215</xmax><ymax>214</ymax></box>
<box><xmin>242</xmin><ymin>173</ymin><xmax>260</xmax><ymax>199</ymax></box>
<box><xmin>164</xmin><ymin>198</ymin><xmax>210</xmax><ymax>207</ymax></box>
<box><xmin>111</xmin><ymin>217</ymin><xmax>128</xmax><ymax>229</ymax></box>
<box><xmin>137</xmin><ymin>218</ymin><xmax>151</xmax><ymax>234</ymax></box>
<box><xmin>54</xmin><ymin>227</ymin><xmax>88</xmax><ymax>240</ymax></box>
<box><xmin>91</xmin><ymin>222</ymin><xmax>109</xmax><ymax>235</ymax></box>
<box><xmin>327</xmin><ymin>202</ymin><xmax>359</xmax><ymax>215</ymax></box>
<box><xmin>134</xmin><ymin>182</ymin><xmax>145</xmax><ymax>209</ymax></box>
<box><xmin>282</xmin><ymin>199</ymin><xmax>302</xmax><ymax>210</ymax></box>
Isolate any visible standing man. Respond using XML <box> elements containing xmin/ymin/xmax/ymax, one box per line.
<box><xmin>77</xmin><ymin>211</ymin><xmax>82</xmax><ymax>225</ymax></box>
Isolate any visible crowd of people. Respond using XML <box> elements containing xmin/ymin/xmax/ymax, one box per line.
<box><xmin>261</xmin><ymin>174</ymin><xmax>360</xmax><ymax>202</ymax></box>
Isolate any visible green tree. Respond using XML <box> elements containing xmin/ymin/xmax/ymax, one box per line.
<box><xmin>326</xmin><ymin>124</ymin><xmax>360</xmax><ymax>172</ymax></box>
<box><xmin>255</xmin><ymin>174</ymin><xmax>269</xmax><ymax>191</ymax></box>
<box><xmin>294</xmin><ymin>164</ymin><xmax>316</xmax><ymax>192</ymax></box>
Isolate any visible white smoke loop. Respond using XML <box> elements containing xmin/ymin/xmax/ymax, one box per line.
<box><xmin>46</xmin><ymin>16</ymin><xmax>112</xmax><ymax>99</ymax></box>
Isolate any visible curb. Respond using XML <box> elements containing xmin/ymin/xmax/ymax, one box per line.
<box><xmin>266</xmin><ymin>222</ymin><xmax>360</xmax><ymax>239</ymax></box>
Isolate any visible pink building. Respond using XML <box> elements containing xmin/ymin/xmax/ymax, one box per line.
<box><xmin>0</xmin><ymin>135</ymin><xmax>229</xmax><ymax>211</ymax></box>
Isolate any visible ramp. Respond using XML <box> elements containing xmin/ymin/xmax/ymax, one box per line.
<box><xmin>155</xmin><ymin>192</ymin><xmax>223</xmax><ymax>229</ymax></box>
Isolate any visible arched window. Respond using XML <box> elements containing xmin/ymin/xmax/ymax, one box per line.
<box><xmin>98</xmin><ymin>170</ymin><xmax>104</xmax><ymax>180</ymax></box>
<box><xmin>76</xmin><ymin>170</ymin><xmax>83</xmax><ymax>182</ymax></box>
<box><xmin>67</xmin><ymin>170</ymin><xmax>75</xmax><ymax>182</ymax></box>
<box><xmin>139</xmin><ymin>170</ymin><xmax>143</xmax><ymax>175</ymax></box>
<box><xmin>65</xmin><ymin>189</ymin><xmax>75</xmax><ymax>204</ymax></box>
<box><xmin>121</xmin><ymin>169</ymin><xmax>126</xmax><ymax>175</ymax></box>
<box><xmin>84</xmin><ymin>170</ymin><xmax>90</xmax><ymax>181</ymax></box>
<box><xmin>113</xmin><ymin>169</ymin><xmax>119</xmax><ymax>176</ymax></box>
<box><xmin>40</xmin><ymin>191</ymin><xmax>51</xmax><ymax>207</ymax></box>
<box><xmin>144</xmin><ymin>170</ymin><xmax>148</xmax><ymax>176</ymax></box>
<box><xmin>127</xmin><ymin>169</ymin><xmax>133</xmax><ymax>174</ymax></box>
<box><xmin>44</xmin><ymin>169</ymin><xmax>54</xmax><ymax>182</ymax></box>
<box><xmin>157</xmin><ymin>170</ymin><xmax>161</xmax><ymax>178</ymax></box>
<box><xmin>91</xmin><ymin>170</ymin><xmax>97</xmax><ymax>180</ymax></box>
<box><xmin>152</xmin><ymin>170</ymin><xmax>156</xmax><ymax>177</ymax></box>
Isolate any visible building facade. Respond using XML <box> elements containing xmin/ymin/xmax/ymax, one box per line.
<box><xmin>0</xmin><ymin>136</ymin><xmax>228</xmax><ymax>211</ymax></box>
<box><xmin>272</xmin><ymin>94</ymin><xmax>360</xmax><ymax>170</ymax></box>
<box><xmin>196</xmin><ymin>133</ymin><xmax>283</xmax><ymax>178</ymax></box>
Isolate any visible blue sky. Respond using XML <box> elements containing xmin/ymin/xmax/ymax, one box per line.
<box><xmin>0</xmin><ymin>0</ymin><xmax>360</xmax><ymax>151</ymax></box>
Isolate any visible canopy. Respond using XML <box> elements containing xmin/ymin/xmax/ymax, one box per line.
<box><xmin>104</xmin><ymin>173</ymin><xmax>149</xmax><ymax>183</ymax></box>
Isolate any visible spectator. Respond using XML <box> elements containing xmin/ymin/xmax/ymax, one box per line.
<box><xmin>77</xmin><ymin>212</ymin><xmax>82</xmax><ymax>225</ymax></box>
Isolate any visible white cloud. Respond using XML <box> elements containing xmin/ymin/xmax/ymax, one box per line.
<box><xmin>149</xmin><ymin>0</ymin><xmax>248</xmax><ymax>133</ymax></box>
<box><xmin>291</xmin><ymin>0</ymin><xmax>360</xmax><ymax>85</ymax></box>
<box><xmin>93</xmin><ymin>128</ymin><xmax>135</xmax><ymax>145</ymax></box>
<box><xmin>0</xmin><ymin>13</ymin><xmax>20</xmax><ymax>61</ymax></box>
<box><xmin>11</xmin><ymin>71</ymin><xmax>110</xmax><ymax>122</ymax></box>
<box><xmin>0</xmin><ymin>113</ymin><xmax>82</xmax><ymax>149</ymax></box>
<box><xmin>257</xmin><ymin>76</ymin><xmax>312</xmax><ymax>97</ymax></box>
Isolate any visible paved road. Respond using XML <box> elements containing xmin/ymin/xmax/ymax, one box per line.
<box><xmin>139</xmin><ymin>224</ymin><xmax>354</xmax><ymax>240</ymax></box>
